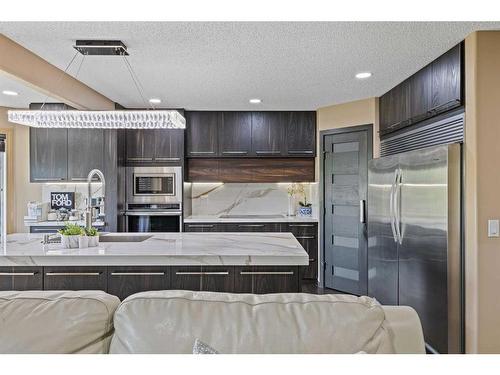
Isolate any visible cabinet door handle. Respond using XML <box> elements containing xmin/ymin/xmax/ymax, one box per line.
<box><xmin>70</xmin><ymin>177</ymin><xmax>88</xmax><ymax>181</ymax></box>
<box><xmin>240</xmin><ymin>271</ymin><xmax>294</xmax><ymax>275</ymax></box>
<box><xmin>0</xmin><ymin>272</ymin><xmax>37</xmax><ymax>276</ymax></box>
<box><xmin>45</xmin><ymin>272</ymin><xmax>102</xmax><ymax>276</ymax></box>
<box><xmin>427</xmin><ymin>99</ymin><xmax>461</xmax><ymax>114</ymax></box>
<box><xmin>309</xmin><ymin>259</ymin><xmax>316</xmax><ymax>262</ymax></box>
<box><xmin>288</xmin><ymin>150</ymin><xmax>313</xmax><ymax>154</ymax></box>
<box><xmin>222</xmin><ymin>151</ymin><xmax>247</xmax><ymax>155</ymax></box>
<box><xmin>187</xmin><ymin>224</ymin><xmax>215</xmax><ymax>228</ymax></box>
<box><xmin>289</xmin><ymin>224</ymin><xmax>315</xmax><ymax>228</ymax></box>
<box><xmin>237</xmin><ymin>224</ymin><xmax>265</xmax><ymax>228</ymax></box>
<box><xmin>127</xmin><ymin>157</ymin><xmax>153</xmax><ymax>161</ymax></box>
<box><xmin>110</xmin><ymin>272</ymin><xmax>165</xmax><ymax>276</ymax></box>
<box><xmin>255</xmin><ymin>151</ymin><xmax>281</xmax><ymax>154</ymax></box>
<box><xmin>295</xmin><ymin>236</ymin><xmax>315</xmax><ymax>239</ymax></box>
<box><xmin>175</xmin><ymin>271</ymin><xmax>229</xmax><ymax>276</ymax></box>
<box><xmin>155</xmin><ymin>157</ymin><xmax>181</xmax><ymax>161</ymax></box>
<box><xmin>33</xmin><ymin>177</ymin><xmax>65</xmax><ymax>181</ymax></box>
<box><xmin>189</xmin><ymin>151</ymin><xmax>215</xmax><ymax>154</ymax></box>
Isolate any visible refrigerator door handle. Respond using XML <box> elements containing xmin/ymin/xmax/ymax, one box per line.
<box><xmin>394</xmin><ymin>168</ymin><xmax>403</xmax><ymax>244</ymax></box>
<box><xmin>389</xmin><ymin>171</ymin><xmax>398</xmax><ymax>243</ymax></box>
<box><xmin>359</xmin><ymin>200</ymin><xmax>366</xmax><ymax>223</ymax></box>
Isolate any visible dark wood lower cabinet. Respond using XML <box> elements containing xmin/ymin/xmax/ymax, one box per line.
<box><xmin>2</xmin><ymin>265</ymin><xmax>303</xmax><ymax>298</ymax></box>
<box><xmin>0</xmin><ymin>267</ymin><xmax>43</xmax><ymax>291</ymax></box>
<box><xmin>234</xmin><ymin>266</ymin><xmax>300</xmax><ymax>294</ymax></box>
<box><xmin>43</xmin><ymin>267</ymin><xmax>107</xmax><ymax>291</ymax></box>
<box><xmin>171</xmin><ymin>266</ymin><xmax>234</xmax><ymax>292</ymax></box>
<box><xmin>107</xmin><ymin>266</ymin><xmax>169</xmax><ymax>300</ymax></box>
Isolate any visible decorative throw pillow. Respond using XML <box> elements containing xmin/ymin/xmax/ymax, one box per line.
<box><xmin>192</xmin><ymin>338</ymin><xmax>219</xmax><ymax>354</ymax></box>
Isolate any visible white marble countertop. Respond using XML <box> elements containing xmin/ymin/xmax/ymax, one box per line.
<box><xmin>1</xmin><ymin>232</ymin><xmax>309</xmax><ymax>267</ymax></box>
<box><xmin>24</xmin><ymin>220</ymin><xmax>106</xmax><ymax>227</ymax></box>
<box><xmin>184</xmin><ymin>215</ymin><xmax>318</xmax><ymax>223</ymax></box>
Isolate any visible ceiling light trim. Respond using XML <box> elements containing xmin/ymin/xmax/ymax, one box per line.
<box><xmin>7</xmin><ymin>110</ymin><xmax>186</xmax><ymax>129</ymax></box>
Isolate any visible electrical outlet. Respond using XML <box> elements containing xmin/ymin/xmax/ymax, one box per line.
<box><xmin>488</xmin><ymin>219</ymin><xmax>500</xmax><ymax>238</ymax></box>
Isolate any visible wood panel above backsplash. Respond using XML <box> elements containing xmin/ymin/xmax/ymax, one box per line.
<box><xmin>186</xmin><ymin>158</ymin><xmax>315</xmax><ymax>183</ymax></box>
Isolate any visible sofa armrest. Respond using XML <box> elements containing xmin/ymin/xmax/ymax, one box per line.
<box><xmin>381</xmin><ymin>306</ymin><xmax>425</xmax><ymax>354</ymax></box>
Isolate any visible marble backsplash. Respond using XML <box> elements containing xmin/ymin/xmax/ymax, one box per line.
<box><xmin>190</xmin><ymin>183</ymin><xmax>319</xmax><ymax>218</ymax></box>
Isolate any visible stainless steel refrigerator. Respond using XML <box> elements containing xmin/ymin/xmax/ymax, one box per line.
<box><xmin>367</xmin><ymin>143</ymin><xmax>463</xmax><ymax>354</ymax></box>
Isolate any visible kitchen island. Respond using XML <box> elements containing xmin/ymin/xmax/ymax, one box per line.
<box><xmin>1</xmin><ymin>232</ymin><xmax>308</xmax><ymax>299</ymax></box>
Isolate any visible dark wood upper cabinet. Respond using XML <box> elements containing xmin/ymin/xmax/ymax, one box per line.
<box><xmin>430</xmin><ymin>44</ymin><xmax>462</xmax><ymax>113</ymax></box>
<box><xmin>30</xmin><ymin>128</ymin><xmax>68</xmax><ymax>182</ymax></box>
<box><xmin>186</xmin><ymin>111</ymin><xmax>220</xmax><ymax>157</ymax></box>
<box><xmin>408</xmin><ymin>67</ymin><xmax>432</xmax><ymax>123</ymax></box>
<box><xmin>283</xmin><ymin>111</ymin><xmax>317</xmax><ymax>156</ymax></box>
<box><xmin>379</xmin><ymin>43</ymin><xmax>463</xmax><ymax>136</ymax></box>
<box><xmin>185</xmin><ymin>111</ymin><xmax>316</xmax><ymax>160</ymax></box>
<box><xmin>153</xmin><ymin>129</ymin><xmax>184</xmax><ymax>163</ymax></box>
<box><xmin>125</xmin><ymin>129</ymin><xmax>183</xmax><ymax>165</ymax></box>
<box><xmin>250</xmin><ymin>111</ymin><xmax>284</xmax><ymax>156</ymax></box>
<box><xmin>67</xmin><ymin>129</ymin><xmax>104</xmax><ymax>181</ymax></box>
<box><xmin>219</xmin><ymin>111</ymin><xmax>252</xmax><ymax>156</ymax></box>
<box><xmin>379</xmin><ymin>81</ymin><xmax>410</xmax><ymax>134</ymax></box>
<box><xmin>125</xmin><ymin>129</ymin><xmax>155</xmax><ymax>163</ymax></box>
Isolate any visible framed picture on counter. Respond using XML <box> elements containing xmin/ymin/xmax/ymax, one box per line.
<box><xmin>50</xmin><ymin>192</ymin><xmax>75</xmax><ymax>210</ymax></box>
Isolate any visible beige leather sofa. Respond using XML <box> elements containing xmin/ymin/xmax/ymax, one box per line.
<box><xmin>0</xmin><ymin>290</ymin><xmax>425</xmax><ymax>354</ymax></box>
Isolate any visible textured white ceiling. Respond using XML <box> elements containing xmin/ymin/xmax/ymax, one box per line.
<box><xmin>0</xmin><ymin>22</ymin><xmax>499</xmax><ymax>110</ymax></box>
<box><xmin>0</xmin><ymin>73</ymin><xmax>58</xmax><ymax>108</ymax></box>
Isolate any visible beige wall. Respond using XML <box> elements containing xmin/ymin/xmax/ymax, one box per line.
<box><xmin>0</xmin><ymin>106</ymin><xmax>42</xmax><ymax>233</ymax></box>
<box><xmin>316</xmin><ymin>97</ymin><xmax>380</xmax><ymax>180</ymax></box>
<box><xmin>464</xmin><ymin>31</ymin><xmax>500</xmax><ymax>353</ymax></box>
<box><xmin>0</xmin><ymin>34</ymin><xmax>114</xmax><ymax>110</ymax></box>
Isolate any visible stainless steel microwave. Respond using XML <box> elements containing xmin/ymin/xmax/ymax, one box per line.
<box><xmin>126</xmin><ymin>166</ymin><xmax>182</xmax><ymax>205</ymax></box>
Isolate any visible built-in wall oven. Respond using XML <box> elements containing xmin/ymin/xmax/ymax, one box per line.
<box><xmin>125</xmin><ymin>166</ymin><xmax>182</xmax><ymax>232</ymax></box>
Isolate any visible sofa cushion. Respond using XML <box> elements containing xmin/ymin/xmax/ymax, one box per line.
<box><xmin>110</xmin><ymin>290</ymin><xmax>395</xmax><ymax>354</ymax></box>
<box><xmin>0</xmin><ymin>290</ymin><xmax>120</xmax><ymax>354</ymax></box>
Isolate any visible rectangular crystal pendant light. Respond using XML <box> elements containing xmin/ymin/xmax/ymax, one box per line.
<box><xmin>7</xmin><ymin>110</ymin><xmax>186</xmax><ymax>129</ymax></box>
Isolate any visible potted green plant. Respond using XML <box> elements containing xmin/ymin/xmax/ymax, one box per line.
<box><xmin>58</xmin><ymin>223</ymin><xmax>84</xmax><ymax>249</ymax></box>
<box><xmin>86</xmin><ymin>227</ymin><xmax>99</xmax><ymax>247</ymax></box>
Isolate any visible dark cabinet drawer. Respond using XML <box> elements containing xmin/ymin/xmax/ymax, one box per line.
<box><xmin>234</xmin><ymin>266</ymin><xmax>300</xmax><ymax>294</ymax></box>
<box><xmin>219</xmin><ymin>223</ymin><xmax>282</xmax><ymax>232</ymax></box>
<box><xmin>43</xmin><ymin>267</ymin><xmax>107</xmax><ymax>291</ymax></box>
<box><xmin>107</xmin><ymin>266</ymin><xmax>169</xmax><ymax>300</ymax></box>
<box><xmin>184</xmin><ymin>223</ymin><xmax>220</xmax><ymax>232</ymax></box>
<box><xmin>0</xmin><ymin>267</ymin><xmax>43</xmax><ymax>291</ymax></box>
<box><xmin>170</xmin><ymin>266</ymin><xmax>234</xmax><ymax>292</ymax></box>
<box><xmin>285</xmin><ymin>223</ymin><xmax>318</xmax><ymax>236</ymax></box>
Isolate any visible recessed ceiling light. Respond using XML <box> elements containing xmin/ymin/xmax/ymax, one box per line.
<box><xmin>149</xmin><ymin>98</ymin><xmax>161</xmax><ymax>104</ymax></box>
<box><xmin>2</xmin><ymin>90</ymin><xmax>19</xmax><ymax>96</ymax></box>
<box><xmin>249</xmin><ymin>98</ymin><xmax>262</xmax><ymax>104</ymax></box>
<box><xmin>355</xmin><ymin>72</ymin><xmax>372</xmax><ymax>79</ymax></box>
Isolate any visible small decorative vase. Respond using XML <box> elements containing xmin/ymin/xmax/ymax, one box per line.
<box><xmin>299</xmin><ymin>206</ymin><xmax>312</xmax><ymax>217</ymax></box>
<box><xmin>88</xmin><ymin>236</ymin><xmax>99</xmax><ymax>248</ymax></box>
<box><xmin>287</xmin><ymin>195</ymin><xmax>296</xmax><ymax>216</ymax></box>
<box><xmin>61</xmin><ymin>235</ymin><xmax>79</xmax><ymax>249</ymax></box>
<box><xmin>78</xmin><ymin>235</ymin><xmax>89</xmax><ymax>249</ymax></box>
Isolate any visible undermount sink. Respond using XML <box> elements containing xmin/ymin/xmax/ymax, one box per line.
<box><xmin>219</xmin><ymin>214</ymin><xmax>285</xmax><ymax>219</ymax></box>
<box><xmin>99</xmin><ymin>234</ymin><xmax>153</xmax><ymax>243</ymax></box>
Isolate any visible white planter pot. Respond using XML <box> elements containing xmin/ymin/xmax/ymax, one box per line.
<box><xmin>61</xmin><ymin>235</ymin><xmax>79</xmax><ymax>249</ymax></box>
<box><xmin>78</xmin><ymin>236</ymin><xmax>89</xmax><ymax>249</ymax></box>
<box><xmin>88</xmin><ymin>236</ymin><xmax>99</xmax><ymax>247</ymax></box>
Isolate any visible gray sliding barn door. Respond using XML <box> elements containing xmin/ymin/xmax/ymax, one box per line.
<box><xmin>323</xmin><ymin>130</ymin><xmax>369</xmax><ymax>295</ymax></box>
